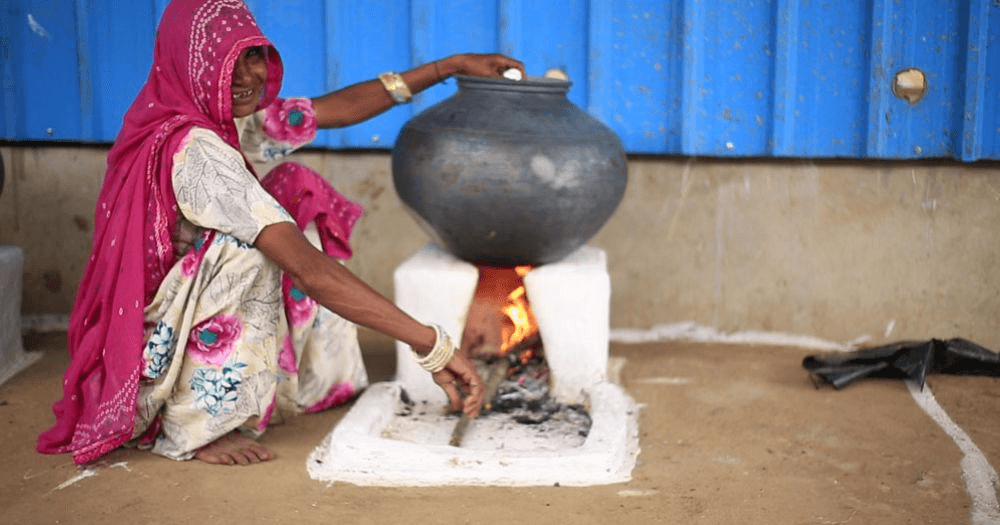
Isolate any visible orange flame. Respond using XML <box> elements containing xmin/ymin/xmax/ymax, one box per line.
<box><xmin>500</xmin><ymin>266</ymin><xmax>538</xmax><ymax>353</ymax></box>
<box><xmin>472</xmin><ymin>265</ymin><xmax>538</xmax><ymax>354</ymax></box>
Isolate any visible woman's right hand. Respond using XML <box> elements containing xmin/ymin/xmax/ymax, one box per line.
<box><xmin>444</xmin><ymin>53</ymin><xmax>526</xmax><ymax>80</ymax></box>
<box><xmin>432</xmin><ymin>353</ymin><xmax>485</xmax><ymax>418</ymax></box>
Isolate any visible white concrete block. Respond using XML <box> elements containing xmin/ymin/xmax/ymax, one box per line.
<box><xmin>0</xmin><ymin>245</ymin><xmax>41</xmax><ymax>386</ymax></box>
<box><xmin>525</xmin><ymin>246</ymin><xmax>609</xmax><ymax>404</ymax></box>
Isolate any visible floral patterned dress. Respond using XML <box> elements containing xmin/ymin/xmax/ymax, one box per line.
<box><xmin>132</xmin><ymin>98</ymin><xmax>368</xmax><ymax>460</ymax></box>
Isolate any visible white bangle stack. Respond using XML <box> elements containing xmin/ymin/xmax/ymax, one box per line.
<box><xmin>411</xmin><ymin>324</ymin><xmax>456</xmax><ymax>373</ymax></box>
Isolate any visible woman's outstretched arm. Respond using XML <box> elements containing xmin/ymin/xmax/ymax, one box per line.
<box><xmin>254</xmin><ymin>221</ymin><xmax>485</xmax><ymax>416</ymax></box>
<box><xmin>310</xmin><ymin>53</ymin><xmax>524</xmax><ymax>128</ymax></box>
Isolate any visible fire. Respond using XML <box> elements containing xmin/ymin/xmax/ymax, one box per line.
<box><xmin>500</xmin><ymin>266</ymin><xmax>537</xmax><ymax>353</ymax></box>
<box><xmin>471</xmin><ymin>265</ymin><xmax>538</xmax><ymax>355</ymax></box>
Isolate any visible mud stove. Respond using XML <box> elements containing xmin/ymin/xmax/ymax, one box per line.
<box><xmin>307</xmin><ymin>243</ymin><xmax>639</xmax><ymax>486</ymax></box>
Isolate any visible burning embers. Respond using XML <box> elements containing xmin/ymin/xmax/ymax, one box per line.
<box><xmin>489</xmin><ymin>343</ymin><xmax>592</xmax><ymax>431</ymax></box>
<box><xmin>383</xmin><ymin>341</ymin><xmax>593</xmax><ymax>451</ymax></box>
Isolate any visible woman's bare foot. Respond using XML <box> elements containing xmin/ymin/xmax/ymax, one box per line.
<box><xmin>194</xmin><ymin>432</ymin><xmax>274</xmax><ymax>465</ymax></box>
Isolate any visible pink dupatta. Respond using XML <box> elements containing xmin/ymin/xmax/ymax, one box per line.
<box><xmin>37</xmin><ymin>0</ymin><xmax>284</xmax><ymax>464</ymax></box>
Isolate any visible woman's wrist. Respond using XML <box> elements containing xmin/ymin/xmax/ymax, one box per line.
<box><xmin>437</xmin><ymin>55</ymin><xmax>462</xmax><ymax>79</ymax></box>
<box><xmin>411</xmin><ymin>324</ymin><xmax>438</xmax><ymax>356</ymax></box>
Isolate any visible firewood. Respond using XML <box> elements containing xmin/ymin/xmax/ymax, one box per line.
<box><xmin>449</xmin><ymin>357</ymin><xmax>510</xmax><ymax>447</ymax></box>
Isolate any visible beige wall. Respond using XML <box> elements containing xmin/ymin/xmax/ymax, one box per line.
<box><xmin>2</xmin><ymin>145</ymin><xmax>998</xmax><ymax>349</ymax></box>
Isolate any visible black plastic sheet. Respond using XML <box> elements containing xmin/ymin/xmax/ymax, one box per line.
<box><xmin>803</xmin><ymin>338</ymin><xmax>1000</xmax><ymax>390</ymax></box>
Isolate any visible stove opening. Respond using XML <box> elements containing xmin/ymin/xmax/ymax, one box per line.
<box><xmin>466</xmin><ymin>265</ymin><xmax>538</xmax><ymax>356</ymax></box>
<box><xmin>450</xmin><ymin>265</ymin><xmax>592</xmax><ymax>445</ymax></box>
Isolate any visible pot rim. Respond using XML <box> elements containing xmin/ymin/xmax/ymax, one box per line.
<box><xmin>455</xmin><ymin>74</ymin><xmax>571</xmax><ymax>95</ymax></box>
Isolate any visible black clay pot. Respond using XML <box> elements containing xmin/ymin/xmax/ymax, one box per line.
<box><xmin>391</xmin><ymin>75</ymin><xmax>627</xmax><ymax>267</ymax></box>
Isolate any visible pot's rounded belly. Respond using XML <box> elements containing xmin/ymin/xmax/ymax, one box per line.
<box><xmin>391</xmin><ymin>80</ymin><xmax>627</xmax><ymax>267</ymax></box>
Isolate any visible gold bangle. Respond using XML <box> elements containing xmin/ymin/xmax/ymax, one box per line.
<box><xmin>378</xmin><ymin>72</ymin><xmax>412</xmax><ymax>104</ymax></box>
<box><xmin>433</xmin><ymin>61</ymin><xmax>443</xmax><ymax>82</ymax></box>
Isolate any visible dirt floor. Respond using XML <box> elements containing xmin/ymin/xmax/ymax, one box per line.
<box><xmin>2</xmin><ymin>331</ymin><xmax>998</xmax><ymax>524</ymax></box>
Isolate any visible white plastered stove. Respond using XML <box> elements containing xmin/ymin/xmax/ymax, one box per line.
<box><xmin>306</xmin><ymin>243</ymin><xmax>639</xmax><ymax>486</ymax></box>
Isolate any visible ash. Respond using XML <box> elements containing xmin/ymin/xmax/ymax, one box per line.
<box><xmin>381</xmin><ymin>347</ymin><xmax>593</xmax><ymax>451</ymax></box>
<box><xmin>491</xmin><ymin>351</ymin><xmax>592</xmax><ymax>432</ymax></box>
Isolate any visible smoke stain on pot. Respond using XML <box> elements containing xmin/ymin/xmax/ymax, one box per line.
<box><xmin>530</xmin><ymin>155</ymin><xmax>556</xmax><ymax>180</ymax></box>
<box><xmin>438</xmin><ymin>163</ymin><xmax>463</xmax><ymax>188</ymax></box>
<box><xmin>461</xmin><ymin>180</ymin><xmax>486</xmax><ymax>196</ymax></box>
<box><xmin>531</xmin><ymin>155</ymin><xmax>582</xmax><ymax>190</ymax></box>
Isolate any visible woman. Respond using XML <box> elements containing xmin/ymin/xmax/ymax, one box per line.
<box><xmin>37</xmin><ymin>0</ymin><xmax>524</xmax><ymax>466</ymax></box>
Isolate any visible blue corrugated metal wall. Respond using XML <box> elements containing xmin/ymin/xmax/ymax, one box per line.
<box><xmin>2</xmin><ymin>0</ymin><xmax>997</xmax><ymax>160</ymax></box>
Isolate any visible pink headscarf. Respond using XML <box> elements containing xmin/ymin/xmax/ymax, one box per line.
<box><xmin>38</xmin><ymin>0</ymin><xmax>283</xmax><ymax>464</ymax></box>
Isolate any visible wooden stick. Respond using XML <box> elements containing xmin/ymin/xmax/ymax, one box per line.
<box><xmin>482</xmin><ymin>358</ymin><xmax>511</xmax><ymax>412</ymax></box>
<box><xmin>449</xmin><ymin>357</ymin><xmax>510</xmax><ymax>447</ymax></box>
<box><xmin>448</xmin><ymin>414</ymin><xmax>473</xmax><ymax>448</ymax></box>
<box><xmin>448</xmin><ymin>334</ymin><xmax>542</xmax><ymax>447</ymax></box>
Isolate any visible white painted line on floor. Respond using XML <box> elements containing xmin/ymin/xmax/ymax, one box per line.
<box><xmin>635</xmin><ymin>377</ymin><xmax>692</xmax><ymax>385</ymax></box>
<box><xmin>617</xmin><ymin>488</ymin><xmax>658</xmax><ymax>497</ymax></box>
<box><xmin>50</xmin><ymin>461</ymin><xmax>129</xmax><ymax>492</ymax></box>
<box><xmin>905</xmin><ymin>380</ymin><xmax>1000</xmax><ymax>525</ymax></box>
<box><xmin>884</xmin><ymin>319</ymin><xmax>896</xmax><ymax>338</ymax></box>
<box><xmin>610</xmin><ymin>321</ymin><xmax>859</xmax><ymax>352</ymax></box>
<box><xmin>53</xmin><ymin>467</ymin><xmax>98</xmax><ymax>491</ymax></box>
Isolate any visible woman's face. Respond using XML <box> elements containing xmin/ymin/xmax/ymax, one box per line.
<box><xmin>231</xmin><ymin>46</ymin><xmax>267</xmax><ymax>118</ymax></box>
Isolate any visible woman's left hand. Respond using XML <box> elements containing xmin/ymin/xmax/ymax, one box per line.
<box><xmin>446</xmin><ymin>53</ymin><xmax>526</xmax><ymax>79</ymax></box>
